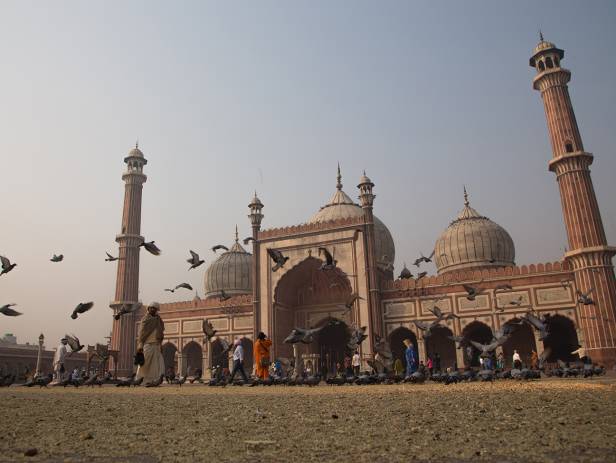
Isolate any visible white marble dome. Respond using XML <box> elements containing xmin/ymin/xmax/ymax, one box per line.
<box><xmin>204</xmin><ymin>233</ymin><xmax>252</xmax><ymax>298</ymax></box>
<box><xmin>308</xmin><ymin>169</ymin><xmax>395</xmax><ymax>271</ymax></box>
<box><xmin>434</xmin><ymin>190</ymin><xmax>515</xmax><ymax>275</ymax></box>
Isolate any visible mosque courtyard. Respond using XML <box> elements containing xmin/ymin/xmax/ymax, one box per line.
<box><xmin>2</xmin><ymin>378</ymin><xmax>616</xmax><ymax>463</ymax></box>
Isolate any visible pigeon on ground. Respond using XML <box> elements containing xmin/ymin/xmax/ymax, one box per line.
<box><xmin>145</xmin><ymin>375</ymin><xmax>164</xmax><ymax>387</ymax></box>
<box><xmin>0</xmin><ymin>304</ymin><xmax>21</xmax><ymax>316</ymax></box>
<box><xmin>50</xmin><ymin>254</ymin><xmax>64</xmax><ymax>262</ymax></box>
<box><xmin>71</xmin><ymin>302</ymin><xmax>94</xmax><ymax>319</ymax></box>
<box><xmin>267</xmin><ymin>248</ymin><xmax>289</xmax><ymax>272</ymax></box>
<box><xmin>187</xmin><ymin>250</ymin><xmax>204</xmax><ymax>270</ymax></box>
<box><xmin>116</xmin><ymin>374</ymin><xmax>136</xmax><ymax>387</ymax></box>
<box><xmin>140</xmin><ymin>241</ymin><xmax>161</xmax><ymax>256</ymax></box>
<box><xmin>0</xmin><ymin>256</ymin><xmax>17</xmax><ymax>276</ymax></box>
<box><xmin>202</xmin><ymin>319</ymin><xmax>217</xmax><ymax>342</ymax></box>
<box><xmin>114</xmin><ymin>302</ymin><xmax>142</xmax><ymax>320</ymax></box>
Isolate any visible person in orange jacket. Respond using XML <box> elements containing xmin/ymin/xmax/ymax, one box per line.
<box><xmin>254</xmin><ymin>332</ymin><xmax>273</xmax><ymax>379</ymax></box>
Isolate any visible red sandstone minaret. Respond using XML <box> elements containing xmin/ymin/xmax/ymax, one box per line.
<box><xmin>530</xmin><ymin>35</ymin><xmax>616</xmax><ymax>367</ymax></box>
<box><xmin>109</xmin><ymin>143</ymin><xmax>147</xmax><ymax>377</ymax></box>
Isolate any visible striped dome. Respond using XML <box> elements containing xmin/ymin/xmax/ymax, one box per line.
<box><xmin>204</xmin><ymin>236</ymin><xmax>252</xmax><ymax>298</ymax></box>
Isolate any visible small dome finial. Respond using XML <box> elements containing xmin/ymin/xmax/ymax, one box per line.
<box><xmin>463</xmin><ymin>185</ymin><xmax>470</xmax><ymax>207</ymax></box>
<box><xmin>539</xmin><ymin>29</ymin><xmax>544</xmax><ymax>42</ymax></box>
<box><xmin>235</xmin><ymin>225</ymin><xmax>239</xmax><ymax>243</ymax></box>
<box><xmin>135</xmin><ymin>140</ymin><xmax>139</xmax><ymax>149</ymax></box>
<box><xmin>336</xmin><ymin>163</ymin><xmax>342</xmax><ymax>190</ymax></box>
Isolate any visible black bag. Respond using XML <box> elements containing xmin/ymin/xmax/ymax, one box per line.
<box><xmin>134</xmin><ymin>351</ymin><xmax>145</xmax><ymax>366</ymax></box>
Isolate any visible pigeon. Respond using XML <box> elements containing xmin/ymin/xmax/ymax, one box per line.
<box><xmin>165</xmin><ymin>282</ymin><xmax>193</xmax><ymax>293</ymax></box>
<box><xmin>427</xmin><ymin>305</ymin><xmax>459</xmax><ymax>321</ymax></box>
<box><xmin>105</xmin><ymin>252</ymin><xmax>119</xmax><ymax>262</ymax></box>
<box><xmin>187</xmin><ymin>250</ymin><xmax>204</xmax><ymax>270</ymax></box>
<box><xmin>413</xmin><ymin>250</ymin><xmax>435</xmax><ymax>267</ymax></box>
<box><xmin>509</xmin><ymin>296</ymin><xmax>524</xmax><ymax>307</ymax></box>
<box><xmin>83</xmin><ymin>375</ymin><xmax>98</xmax><ymax>387</ymax></box>
<box><xmin>560</xmin><ymin>279</ymin><xmax>571</xmax><ymax>289</ymax></box>
<box><xmin>0</xmin><ymin>255</ymin><xmax>17</xmax><ymax>276</ymax></box>
<box><xmin>65</xmin><ymin>334</ymin><xmax>84</xmax><ymax>353</ymax></box>
<box><xmin>340</xmin><ymin>293</ymin><xmax>364</xmax><ymax>315</ymax></box>
<box><xmin>218</xmin><ymin>289</ymin><xmax>231</xmax><ymax>302</ymax></box>
<box><xmin>217</xmin><ymin>337</ymin><xmax>231</xmax><ymax>355</ymax></box>
<box><xmin>373</xmin><ymin>335</ymin><xmax>394</xmax><ymax>370</ymax></box>
<box><xmin>202</xmin><ymin>319</ymin><xmax>217</xmax><ymax>341</ymax></box>
<box><xmin>267</xmin><ymin>248</ymin><xmax>289</xmax><ymax>272</ymax></box>
<box><xmin>577</xmin><ymin>288</ymin><xmax>595</xmax><ymax>305</ymax></box>
<box><xmin>50</xmin><ymin>254</ymin><xmax>64</xmax><ymax>262</ymax></box>
<box><xmin>463</xmin><ymin>281</ymin><xmax>484</xmax><ymax>301</ymax></box>
<box><xmin>146</xmin><ymin>375</ymin><xmax>165</xmax><ymax>387</ymax></box>
<box><xmin>114</xmin><ymin>302</ymin><xmax>142</xmax><ymax>320</ymax></box>
<box><xmin>492</xmin><ymin>323</ymin><xmax>518</xmax><ymax>343</ymax></box>
<box><xmin>347</xmin><ymin>326</ymin><xmax>368</xmax><ymax>350</ymax></box>
<box><xmin>140</xmin><ymin>241</ymin><xmax>161</xmax><ymax>256</ymax></box>
<box><xmin>243</xmin><ymin>237</ymin><xmax>255</xmax><ymax>245</ymax></box>
<box><xmin>448</xmin><ymin>335</ymin><xmax>467</xmax><ymax>349</ymax></box>
<box><xmin>520</xmin><ymin>311</ymin><xmax>549</xmax><ymax>340</ymax></box>
<box><xmin>71</xmin><ymin>301</ymin><xmax>94</xmax><ymax>319</ymax></box>
<box><xmin>412</xmin><ymin>319</ymin><xmax>441</xmax><ymax>338</ymax></box>
<box><xmin>494</xmin><ymin>284</ymin><xmax>513</xmax><ymax>292</ymax></box>
<box><xmin>0</xmin><ymin>303</ymin><xmax>21</xmax><ymax>317</ymax></box>
<box><xmin>470</xmin><ymin>339</ymin><xmax>502</xmax><ymax>357</ymax></box>
<box><xmin>318</xmin><ymin>247</ymin><xmax>337</xmax><ymax>270</ymax></box>
<box><xmin>116</xmin><ymin>374</ymin><xmax>136</xmax><ymax>387</ymax></box>
<box><xmin>0</xmin><ymin>374</ymin><xmax>16</xmax><ymax>387</ymax></box>
<box><xmin>417</xmin><ymin>271</ymin><xmax>428</xmax><ymax>280</ymax></box>
<box><xmin>398</xmin><ymin>265</ymin><xmax>413</xmax><ymax>279</ymax></box>
<box><xmin>211</xmin><ymin>245</ymin><xmax>229</xmax><ymax>253</ymax></box>
<box><xmin>131</xmin><ymin>376</ymin><xmax>144</xmax><ymax>387</ymax></box>
<box><xmin>284</xmin><ymin>325</ymin><xmax>325</xmax><ymax>344</ymax></box>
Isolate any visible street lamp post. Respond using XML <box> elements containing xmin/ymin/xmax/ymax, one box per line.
<box><xmin>35</xmin><ymin>333</ymin><xmax>44</xmax><ymax>377</ymax></box>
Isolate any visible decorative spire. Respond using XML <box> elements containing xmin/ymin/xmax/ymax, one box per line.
<box><xmin>539</xmin><ymin>29</ymin><xmax>544</xmax><ymax>42</ymax></box>
<box><xmin>234</xmin><ymin>225</ymin><xmax>239</xmax><ymax>243</ymax></box>
<box><xmin>336</xmin><ymin>163</ymin><xmax>342</xmax><ymax>190</ymax></box>
<box><xmin>135</xmin><ymin>140</ymin><xmax>139</xmax><ymax>149</ymax></box>
<box><xmin>463</xmin><ymin>185</ymin><xmax>470</xmax><ymax>207</ymax></box>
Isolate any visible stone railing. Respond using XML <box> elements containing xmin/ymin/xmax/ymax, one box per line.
<box><xmin>159</xmin><ymin>294</ymin><xmax>253</xmax><ymax>312</ymax></box>
<box><xmin>259</xmin><ymin>216</ymin><xmax>365</xmax><ymax>240</ymax></box>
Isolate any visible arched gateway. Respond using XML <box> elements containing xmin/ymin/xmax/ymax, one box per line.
<box><xmin>274</xmin><ymin>257</ymin><xmax>354</xmax><ymax>373</ymax></box>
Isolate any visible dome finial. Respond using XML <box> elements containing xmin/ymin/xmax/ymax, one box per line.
<box><xmin>336</xmin><ymin>163</ymin><xmax>342</xmax><ymax>190</ymax></box>
<box><xmin>135</xmin><ymin>140</ymin><xmax>139</xmax><ymax>149</ymax></box>
<box><xmin>234</xmin><ymin>225</ymin><xmax>239</xmax><ymax>243</ymax></box>
<box><xmin>539</xmin><ymin>29</ymin><xmax>544</xmax><ymax>42</ymax></box>
<box><xmin>463</xmin><ymin>185</ymin><xmax>469</xmax><ymax>207</ymax></box>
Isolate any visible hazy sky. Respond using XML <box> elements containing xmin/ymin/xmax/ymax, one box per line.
<box><xmin>1</xmin><ymin>1</ymin><xmax>615</xmax><ymax>348</ymax></box>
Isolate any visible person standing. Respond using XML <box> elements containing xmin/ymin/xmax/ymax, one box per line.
<box><xmin>512</xmin><ymin>349</ymin><xmax>522</xmax><ymax>369</ymax></box>
<box><xmin>530</xmin><ymin>350</ymin><xmax>539</xmax><ymax>370</ymax></box>
<box><xmin>53</xmin><ymin>337</ymin><xmax>69</xmax><ymax>382</ymax></box>
<box><xmin>403</xmin><ymin>339</ymin><xmax>418</xmax><ymax>377</ymax></box>
<box><xmin>228</xmin><ymin>339</ymin><xmax>249</xmax><ymax>382</ymax></box>
<box><xmin>352</xmin><ymin>351</ymin><xmax>361</xmax><ymax>376</ymax></box>
<box><xmin>426</xmin><ymin>355</ymin><xmax>433</xmax><ymax>375</ymax></box>
<box><xmin>254</xmin><ymin>332</ymin><xmax>272</xmax><ymax>379</ymax></box>
<box><xmin>496</xmin><ymin>352</ymin><xmax>504</xmax><ymax>371</ymax></box>
<box><xmin>135</xmin><ymin>302</ymin><xmax>165</xmax><ymax>386</ymax></box>
<box><xmin>343</xmin><ymin>355</ymin><xmax>353</xmax><ymax>377</ymax></box>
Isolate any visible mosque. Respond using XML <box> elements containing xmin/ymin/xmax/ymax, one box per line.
<box><xmin>108</xmin><ymin>37</ymin><xmax>616</xmax><ymax>378</ymax></box>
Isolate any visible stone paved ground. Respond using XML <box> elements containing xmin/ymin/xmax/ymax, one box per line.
<box><xmin>1</xmin><ymin>377</ymin><xmax>616</xmax><ymax>463</ymax></box>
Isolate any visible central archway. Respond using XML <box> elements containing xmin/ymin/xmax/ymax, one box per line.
<box><xmin>389</xmin><ymin>327</ymin><xmax>417</xmax><ymax>375</ymax></box>
<box><xmin>543</xmin><ymin>314</ymin><xmax>579</xmax><ymax>363</ymax></box>
<box><xmin>315</xmin><ymin>318</ymin><xmax>350</xmax><ymax>377</ymax></box>
<box><xmin>273</xmin><ymin>256</ymin><xmax>353</xmax><ymax>360</ymax></box>
<box><xmin>501</xmin><ymin>319</ymin><xmax>537</xmax><ymax>368</ymax></box>
<box><xmin>425</xmin><ymin>326</ymin><xmax>457</xmax><ymax>371</ymax></box>
<box><xmin>462</xmin><ymin>321</ymin><xmax>493</xmax><ymax>367</ymax></box>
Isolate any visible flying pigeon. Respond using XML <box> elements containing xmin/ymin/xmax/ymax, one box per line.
<box><xmin>0</xmin><ymin>255</ymin><xmax>17</xmax><ymax>276</ymax></box>
<box><xmin>243</xmin><ymin>237</ymin><xmax>255</xmax><ymax>245</ymax></box>
<box><xmin>284</xmin><ymin>326</ymin><xmax>325</xmax><ymax>344</ymax></box>
<box><xmin>267</xmin><ymin>248</ymin><xmax>289</xmax><ymax>272</ymax></box>
<box><xmin>470</xmin><ymin>339</ymin><xmax>502</xmax><ymax>358</ymax></box>
<box><xmin>0</xmin><ymin>303</ymin><xmax>21</xmax><ymax>317</ymax></box>
<box><xmin>413</xmin><ymin>250</ymin><xmax>435</xmax><ymax>267</ymax></box>
<box><xmin>462</xmin><ymin>280</ymin><xmax>484</xmax><ymax>301</ymax></box>
<box><xmin>340</xmin><ymin>293</ymin><xmax>364</xmax><ymax>314</ymax></box>
<box><xmin>164</xmin><ymin>282</ymin><xmax>193</xmax><ymax>293</ymax></box>
<box><xmin>494</xmin><ymin>284</ymin><xmax>513</xmax><ymax>292</ymax></box>
<box><xmin>520</xmin><ymin>311</ymin><xmax>549</xmax><ymax>340</ymax></box>
<box><xmin>50</xmin><ymin>254</ymin><xmax>64</xmax><ymax>262</ymax></box>
<box><xmin>211</xmin><ymin>245</ymin><xmax>229</xmax><ymax>253</ymax></box>
<box><xmin>218</xmin><ymin>289</ymin><xmax>231</xmax><ymax>301</ymax></box>
<box><xmin>105</xmin><ymin>252</ymin><xmax>119</xmax><ymax>262</ymax></box>
<box><xmin>427</xmin><ymin>305</ymin><xmax>459</xmax><ymax>321</ymax></box>
<box><xmin>398</xmin><ymin>265</ymin><xmax>413</xmax><ymax>279</ymax></box>
<box><xmin>140</xmin><ymin>241</ymin><xmax>161</xmax><ymax>256</ymax></box>
<box><xmin>114</xmin><ymin>302</ymin><xmax>141</xmax><ymax>320</ymax></box>
<box><xmin>577</xmin><ymin>288</ymin><xmax>595</xmax><ymax>305</ymax></box>
<box><xmin>202</xmin><ymin>319</ymin><xmax>217</xmax><ymax>341</ymax></box>
<box><xmin>187</xmin><ymin>250</ymin><xmax>204</xmax><ymax>270</ymax></box>
<box><xmin>65</xmin><ymin>334</ymin><xmax>84</xmax><ymax>353</ymax></box>
<box><xmin>347</xmin><ymin>326</ymin><xmax>368</xmax><ymax>350</ymax></box>
<box><xmin>71</xmin><ymin>302</ymin><xmax>94</xmax><ymax>319</ymax></box>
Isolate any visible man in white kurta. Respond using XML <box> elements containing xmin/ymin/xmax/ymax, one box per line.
<box><xmin>53</xmin><ymin>337</ymin><xmax>69</xmax><ymax>382</ymax></box>
<box><xmin>135</xmin><ymin>302</ymin><xmax>165</xmax><ymax>386</ymax></box>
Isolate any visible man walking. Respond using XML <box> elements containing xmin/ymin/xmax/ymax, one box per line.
<box><xmin>136</xmin><ymin>302</ymin><xmax>165</xmax><ymax>386</ymax></box>
<box><xmin>228</xmin><ymin>339</ymin><xmax>249</xmax><ymax>382</ymax></box>
<box><xmin>52</xmin><ymin>337</ymin><xmax>69</xmax><ymax>383</ymax></box>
